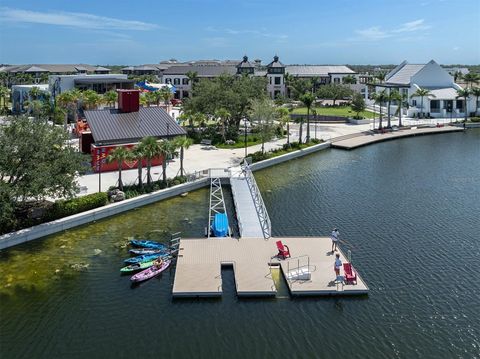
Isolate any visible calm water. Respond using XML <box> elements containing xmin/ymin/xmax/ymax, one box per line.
<box><xmin>1</xmin><ymin>130</ymin><xmax>479</xmax><ymax>359</ymax></box>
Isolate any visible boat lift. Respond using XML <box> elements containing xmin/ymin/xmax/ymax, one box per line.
<box><xmin>207</xmin><ymin>173</ymin><xmax>231</xmax><ymax>238</ymax></box>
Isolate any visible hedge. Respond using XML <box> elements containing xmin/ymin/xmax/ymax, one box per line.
<box><xmin>45</xmin><ymin>192</ymin><xmax>108</xmax><ymax>221</ymax></box>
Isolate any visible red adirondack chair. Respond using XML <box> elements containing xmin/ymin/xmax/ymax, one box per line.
<box><xmin>276</xmin><ymin>241</ymin><xmax>291</xmax><ymax>259</ymax></box>
<box><xmin>343</xmin><ymin>263</ymin><xmax>357</xmax><ymax>284</ymax></box>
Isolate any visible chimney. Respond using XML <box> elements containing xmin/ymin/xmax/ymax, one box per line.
<box><xmin>117</xmin><ymin>89</ymin><xmax>140</xmax><ymax>113</ymax></box>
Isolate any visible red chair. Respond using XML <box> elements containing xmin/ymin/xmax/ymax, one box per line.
<box><xmin>276</xmin><ymin>241</ymin><xmax>291</xmax><ymax>259</ymax></box>
<box><xmin>343</xmin><ymin>263</ymin><xmax>357</xmax><ymax>284</ymax></box>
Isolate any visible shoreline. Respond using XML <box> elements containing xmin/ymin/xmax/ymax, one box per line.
<box><xmin>0</xmin><ymin>126</ymin><xmax>469</xmax><ymax>249</ymax></box>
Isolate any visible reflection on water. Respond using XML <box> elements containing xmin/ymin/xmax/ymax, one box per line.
<box><xmin>0</xmin><ymin>130</ymin><xmax>479</xmax><ymax>359</ymax></box>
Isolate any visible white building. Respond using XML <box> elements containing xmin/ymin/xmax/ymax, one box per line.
<box><xmin>11</xmin><ymin>84</ymin><xmax>49</xmax><ymax>114</ymax></box>
<box><xmin>381</xmin><ymin>60</ymin><xmax>477</xmax><ymax>118</ymax></box>
<box><xmin>49</xmin><ymin>74</ymin><xmax>134</xmax><ymax>98</ymax></box>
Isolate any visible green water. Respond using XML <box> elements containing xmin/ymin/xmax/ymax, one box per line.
<box><xmin>1</xmin><ymin>129</ymin><xmax>479</xmax><ymax>359</ymax></box>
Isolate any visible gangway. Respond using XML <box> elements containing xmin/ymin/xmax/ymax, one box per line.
<box><xmin>207</xmin><ymin>169</ymin><xmax>231</xmax><ymax>238</ymax></box>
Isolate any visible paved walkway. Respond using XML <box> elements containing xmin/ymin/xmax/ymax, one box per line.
<box><xmin>76</xmin><ymin>118</ymin><xmax>464</xmax><ymax>194</ymax></box>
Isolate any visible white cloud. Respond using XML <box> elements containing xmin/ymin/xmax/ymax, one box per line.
<box><xmin>0</xmin><ymin>7</ymin><xmax>159</xmax><ymax>31</ymax></box>
<box><xmin>393</xmin><ymin>19</ymin><xmax>431</xmax><ymax>33</ymax></box>
<box><xmin>355</xmin><ymin>26</ymin><xmax>391</xmax><ymax>41</ymax></box>
<box><xmin>353</xmin><ymin>19</ymin><xmax>431</xmax><ymax>42</ymax></box>
<box><xmin>207</xmin><ymin>26</ymin><xmax>287</xmax><ymax>41</ymax></box>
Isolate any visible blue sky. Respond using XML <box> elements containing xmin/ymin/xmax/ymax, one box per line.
<box><xmin>0</xmin><ymin>0</ymin><xmax>479</xmax><ymax>65</ymax></box>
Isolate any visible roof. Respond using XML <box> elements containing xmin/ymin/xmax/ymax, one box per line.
<box><xmin>3</xmin><ymin>64</ymin><xmax>100</xmax><ymax>73</ymax></box>
<box><xmin>385</xmin><ymin>64</ymin><xmax>424</xmax><ymax>85</ymax></box>
<box><xmin>24</xmin><ymin>65</ymin><xmax>49</xmax><ymax>73</ymax></box>
<box><xmin>424</xmin><ymin>87</ymin><xmax>459</xmax><ymax>100</ymax></box>
<box><xmin>162</xmin><ymin>65</ymin><xmax>237</xmax><ymax>77</ymax></box>
<box><xmin>285</xmin><ymin>65</ymin><xmax>355</xmax><ymax>76</ymax></box>
<box><xmin>266</xmin><ymin>56</ymin><xmax>285</xmax><ymax>68</ymax></box>
<box><xmin>74</xmin><ymin>78</ymin><xmax>134</xmax><ymax>85</ymax></box>
<box><xmin>85</xmin><ymin>107</ymin><xmax>186</xmax><ymax>145</ymax></box>
<box><xmin>237</xmin><ymin>56</ymin><xmax>255</xmax><ymax>68</ymax></box>
<box><xmin>94</xmin><ymin>66</ymin><xmax>110</xmax><ymax>72</ymax></box>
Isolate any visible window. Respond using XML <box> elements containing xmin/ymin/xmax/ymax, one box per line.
<box><xmin>182</xmin><ymin>78</ymin><xmax>189</xmax><ymax>85</ymax></box>
<box><xmin>275</xmin><ymin>77</ymin><xmax>281</xmax><ymax>85</ymax></box>
<box><xmin>165</xmin><ymin>78</ymin><xmax>172</xmax><ymax>84</ymax></box>
<box><xmin>269</xmin><ymin>77</ymin><xmax>272</xmax><ymax>85</ymax></box>
<box><xmin>333</xmin><ymin>78</ymin><xmax>340</xmax><ymax>84</ymax></box>
<box><xmin>444</xmin><ymin>100</ymin><xmax>453</xmax><ymax>111</ymax></box>
<box><xmin>274</xmin><ymin>90</ymin><xmax>281</xmax><ymax>98</ymax></box>
<box><xmin>412</xmin><ymin>100</ymin><xmax>417</xmax><ymax>106</ymax></box>
<box><xmin>430</xmin><ymin>100</ymin><xmax>440</xmax><ymax>112</ymax></box>
<box><xmin>173</xmin><ymin>78</ymin><xmax>180</xmax><ymax>85</ymax></box>
<box><xmin>456</xmin><ymin>100</ymin><xmax>464</xmax><ymax>110</ymax></box>
<box><xmin>183</xmin><ymin>91</ymin><xmax>189</xmax><ymax>98</ymax></box>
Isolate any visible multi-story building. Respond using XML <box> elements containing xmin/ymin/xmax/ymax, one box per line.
<box><xmin>379</xmin><ymin>60</ymin><xmax>477</xmax><ymax>118</ymax></box>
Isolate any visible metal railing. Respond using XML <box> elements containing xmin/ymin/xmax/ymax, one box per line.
<box><xmin>285</xmin><ymin>255</ymin><xmax>312</xmax><ymax>278</ymax></box>
<box><xmin>207</xmin><ymin>176</ymin><xmax>230</xmax><ymax>238</ymax></box>
<box><xmin>240</xmin><ymin>159</ymin><xmax>271</xmax><ymax>239</ymax></box>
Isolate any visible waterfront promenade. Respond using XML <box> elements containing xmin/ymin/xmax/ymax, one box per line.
<box><xmin>76</xmin><ymin>118</ymin><xmax>463</xmax><ymax>195</ymax></box>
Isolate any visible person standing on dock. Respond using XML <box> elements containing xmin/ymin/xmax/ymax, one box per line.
<box><xmin>334</xmin><ymin>253</ymin><xmax>342</xmax><ymax>278</ymax></box>
<box><xmin>331</xmin><ymin>228</ymin><xmax>340</xmax><ymax>252</ymax></box>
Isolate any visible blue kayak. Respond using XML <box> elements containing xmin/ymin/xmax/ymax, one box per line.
<box><xmin>124</xmin><ymin>253</ymin><xmax>169</xmax><ymax>264</ymax></box>
<box><xmin>211</xmin><ymin>213</ymin><xmax>229</xmax><ymax>237</ymax></box>
<box><xmin>129</xmin><ymin>239</ymin><xmax>167</xmax><ymax>249</ymax></box>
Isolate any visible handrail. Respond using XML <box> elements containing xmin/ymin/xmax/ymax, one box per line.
<box><xmin>286</xmin><ymin>255</ymin><xmax>311</xmax><ymax>277</ymax></box>
<box><xmin>240</xmin><ymin>159</ymin><xmax>271</xmax><ymax>239</ymax></box>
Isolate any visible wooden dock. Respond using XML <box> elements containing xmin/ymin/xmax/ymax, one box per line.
<box><xmin>172</xmin><ymin>237</ymin><xmax>369</xmax><ymax>297</ymax></box>
<box><xmin>331</xmin><ymin>126</ymin><xmax>463</xmax><ymax>150</ymax></box>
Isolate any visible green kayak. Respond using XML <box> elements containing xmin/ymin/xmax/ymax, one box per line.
<box><xmin>120</xmin><ymin>260</ymin><xmax>156</xmax><ymax>273</ymax></box>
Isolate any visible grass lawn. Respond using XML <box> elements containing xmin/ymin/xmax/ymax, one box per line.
<box><xmin>292</xmin><ymin>106</ymin><xmax>375</xmax><ymax>119</ymax></box>
<box><xmin>216</xmin><ymin>134</ymin><xmax>266</xmax><ymax>149</ymax></box>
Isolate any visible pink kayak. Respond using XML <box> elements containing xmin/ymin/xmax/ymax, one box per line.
<box><xmin>130</xmin><ymin>259</ymin><xmax>171</xmax><ymax>282</ymax></box>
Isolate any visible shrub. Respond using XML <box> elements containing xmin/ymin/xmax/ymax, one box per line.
<box><xmin>470</xmin><ymin>117</ymin><xmax>480</xmax><ymax>122</ymax></box>
<box><xmin>46</xmin><ymin>192</ymin><xmax>108</xmax><ymax>221</ymax></box>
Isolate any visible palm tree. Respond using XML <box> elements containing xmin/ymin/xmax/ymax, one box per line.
<box><xmin>185</xmin><ymin>71</ymin><xmax>198</xmax><ymax>93</ymax></box>
<box><xmin>215</xmin><ymin>108</ymin><xmax>230</xmax><ymax>142</ymax></box>
<box><xmin>470</xmin><ymin>87</ymin><xmax>480</xmax><ymax>116</ymax></box>
<box><xmin>132</xmin><ymin>143</ymin><xmax>145</xmax><ymax>188</ymax></box>
<box><xmin>410</xmin><ymin>88</ymin><xmax>435</xmax><ymax>119</ymax></box>
<box><xmin>140</xmin><ymin>136</ymin><xmax>162</xmax><ymax>186</ymax></box>
<box><xmin>173</xmin><ymin>136</ymin><xmax>193</xmax><ymax>177</ymax></box>
<box><xmin>56</xmin><ymin>91</ymin><xmax>76</xmax><ymax>131</ymax></box>
<box><xmin>0</xmin><ymin>86</ymin><xmax>10</xmax><ymax>111</ymax></box>
<box><xmin>29</xmin><ymin>86</ymin><xmax>42</xmax><ymax>101</ymax></box>
<box><xmin>158</xmin><ymin>140</ymin><xmax>178</xmax><ymax>185</ymax></box>
<box><xmin>82</xmin><ymin>90</ymin><xmax>102</xmax><ymax>110</ymax></box>
<box><xmin>373</xmin><ymin>90</ymin><xmax>388</xmax><ymax>129</ymax></box>
<box><xmin>389</xmin><ymin>90</ymin><xmax>404</xmax><ymax>127</ymax></box>
<box><xmin>159</xmin><ymin>87</ymin><xmax>173</xmax><ymax>107</ymax></box>
<box><xmin>277</xmin><ymin>107</ymin><xmax>291</xmax><ymax>146</ymax></box>
<box><xmin>299</xmin><ymin>92</ymin><xmax>315</xmax><ymax>143</ymax></box>
<box><xmin>144</xmin><ymin>92</ymin><xmax>156</xmax><ymax>107</ymax></box>
<box><xmin>462</xmin><ymin>73</ymin><xmax>480</xmax><ymax>88</ymax></box>
<box><xmin>456</xmin><ymin>88</ymin><xmax>470</xmax><ymax>122</ymax></box>
<box><xmin>103</xmin><ymin>90</ymin><xmax>117</xmax><ymax>108</ymax></box>
<box><xmin>106</xmin><ymin>146</ymin><xmax>131</xmax><ymax>191</ymax></box>
<box><xmin>375</xmin><ymin>71</ymin><xmax>386</xmax><ymax>84</ymax></box>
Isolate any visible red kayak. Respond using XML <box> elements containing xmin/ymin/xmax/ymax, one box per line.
<box><xmin>130</xmin><ymin>259</ymin><xmax>171</xmax><ymax>282</ymax></box>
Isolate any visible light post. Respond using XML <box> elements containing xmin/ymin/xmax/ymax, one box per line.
<box><xmin>244</xmin><ymin>118</ymin><xmax>248</xmax><ymax>158</ymax></box>
<box><xmin>312</xmin><ymin>109</ymin><xmax>317</xmax><ymax>139</ymax></box>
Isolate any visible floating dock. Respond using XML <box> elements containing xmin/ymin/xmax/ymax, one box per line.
<box><xmin>331</xmin><ymin>126</ymin><xmax>463</xmax><ymax>150</ymax></box>
<box><xmin>172</xmin><ymin>237</ymin><xmax>368</xmax><ymax>297</ymax></box>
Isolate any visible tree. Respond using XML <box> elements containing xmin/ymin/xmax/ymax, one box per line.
<box><xmin>342</xmin><ymin>75</ymin><xmax>357</xmax><ymax>85</ymax></box>
<box><xmin>144</xmin><ymin>91</ymin><xmax>156</xmax><ymax>107</ymax></box>
<box><xmin>173</xmin><ymin>136</ymin><xmax>193</xmax><ymax>177</ymax></box>
<box><xmin>287</xmin><ymin>77</ymin><xmax>312</xmax><ymax>100</ymax></box>
<box><xmin>316</xmin><ymin>84</ymin><xmax>353</xmax><ymax>106</ymax></box>
<box><xmin>215</xmin><ymin>108</ymin><xmax>231</xmax><ymax>142</ymax></box>
<box><xmin>351</xmin><ymin>92</ymin><xmax>366</xmax><ymax>118</ymax></box>
<box><xmin>299</xmin><ymin>92</ymin><xmax>315</xmax><ymax>143</ymax></box>
<box><xmin>462</xmin><ymin>73</ymin><xmax>480</xmax><ymax>88</ymax></box>
<box><xmin>132</xmin><ymin>144</ymin><xmax>145</xmax><ymax>188</ymax></box>
<box><xmin>0</xmin><ymin>116</ymin><xmax>87</xmax><ymax>204</ymax></box>
<box><xmin>82</xmin><ymin>90</ymin><xmax>103</xmax><ymax>110</ymax></box>
<box><xmin>470</xmin><ymin>87</ymin><xmax>480</xmax><ymax>116</ymax></box>
<box><xmin>103</xmin><ymin>90</ymin><xmax>117</xmax><ymax>108</ymax></box>
<box><xmin>410</xmin><ymin>88</ymin><xmax>435</xmax><ymax>119</ymax></box>
<box><xmin>183</xmin><ymin>74</ymin><xmax>267</xmax><ymax>130</ymax></box>
<box><xmin>373</xmin><ymin>90</ymin><xmax>388</xmax><ymax>129</ymax></box>
<box><xmin>106</xmin><ymin>147</ymin><xmax>131</xmax><ymax>191</ymax></box>
<box><xmin>276</xmin><ymin>107</ymin><xmax>291</xmax><ymax>146</ymax></box>
<box><xmin>185</xmin><ymin>71</ymin><xmax>198</xmax><ymax>93</ymax></box>
<box><xmin>56</xmin><ymin>91</ymin><xmax>76</xmax><ymax>130</ymax></box>
<box><xmin>0</xmin><ymin>86</ymin><xmax>9</xmax><ymax>111</ymax></box>
<box><xmin>158</xmin><ymin>140</ymin><xmax>178</xmax><ymax>184</ymax></box>
<box><xmin>159</xmin><ymin>87</ymin><xmax>173</xmax><ymax>107</ymax></box>
<box><xmin>456</xmin><ymin>88</ymin><xmax>470</xmax><ymax>122</ymax></box>
<box><xmin>375</xmin><ymin>71</ymin><xmax>387</xmax><ymax>84</ymax></box>
<box><xmin>248</xmin><ymin>98</ymin><xmax>277</xmax><ymax>154</ymax></box>
<box><xmin>389</xmin><ymin>90</ymin><xmax>404</xmax><ymax>127</ymax></box>
<box><xmin>139</xmin><ymin>136</ymin><xmax>162</xmax><ymax>186</ymax></box>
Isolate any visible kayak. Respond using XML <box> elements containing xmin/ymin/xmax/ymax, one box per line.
<box><xmin>124</xmin><ymin>253</ymin><xmax>168</xmax><ymax>264</ymax></box>
<box><xmin>129</xmin><ymin>248</ymin><xmax>167</xmax><ymax>255</ymax></box>
<box><xmin>120</xmin><ymin>260</ymin><xmax>156</xmax><ymax>273</ymax></box>
<box><xmin>129</xmin><ymin>239</ymin><xmax>166</xmax><ymax>249</ymax></box>
<box><xmin>130</xmin><ymin>259</ymin><xmax>171</xmax><ymax>282</ymax></box>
